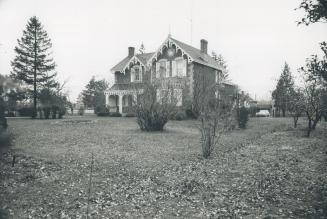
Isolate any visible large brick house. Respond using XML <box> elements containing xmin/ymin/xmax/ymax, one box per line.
<box><xmin>105</xmin><ymin>35</ymin><xmax>237</xmax><ymax>114</ymax></box>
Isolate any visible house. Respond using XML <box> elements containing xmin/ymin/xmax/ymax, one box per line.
<box><xmin>105</xmin><ymin>35</ymin><xmax>237</xmax><ymax>114</ymax></box>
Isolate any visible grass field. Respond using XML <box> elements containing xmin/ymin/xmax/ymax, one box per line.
<box><xmin>0</xmin><ymin>116</ymin><xmax>326</xmax><ymax>218</ymax></box>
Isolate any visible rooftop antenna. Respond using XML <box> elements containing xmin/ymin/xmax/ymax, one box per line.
<box><xmin>190</xmin><ymin>0</ymin><xmax>194</xmax><ymax>45</ymax></box>
<box><xmin>168</xmin><ymin>24</ymin><xmax>171</xmax><ymax>37</ymax></box>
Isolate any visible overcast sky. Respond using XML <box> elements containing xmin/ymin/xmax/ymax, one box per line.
<box><xmin>0</xmin><ymin>0</ymin><xmax>326</xmax><ymax>101</ymax></box>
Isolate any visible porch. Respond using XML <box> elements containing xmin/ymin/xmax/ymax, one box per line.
<box><xmin>105</xmin><ymin>89</ymin><xmax>143</xmax><ymax>114</ymax></box>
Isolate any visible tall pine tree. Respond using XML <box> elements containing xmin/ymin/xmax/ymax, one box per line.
<box><xmin>10</xmin><ymin>16</ymin><xmax>57</xmax><ymax>117</ymax></box>
<box><xmin>272</xmin><ymin>62</ymin><xmax>295</xmax><ymax>117</ymax></box>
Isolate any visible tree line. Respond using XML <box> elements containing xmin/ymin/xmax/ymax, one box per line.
<box><xmin>272</xmin><ymin>0</ymin><xmax>327</xmax><ymax>137</ymax></box>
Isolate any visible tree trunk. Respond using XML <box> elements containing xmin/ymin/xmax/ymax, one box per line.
<box><xmin>33</xmin><ymin>25</ymin><xmax>37</xmax><ymax>118</ymax></box>
<box><xmin>293</xmin><ymin>116</ymin><xmax>298</xmax><ymax>128</ymax></box>
<box><xmin>282</xmin><ymin>109</ymin><xmax>286</xmax><ymax>117</ymax></box>
<box><xmin>312</xmin><ymin>115</ymin><xmax>321</xmax><ymax>130</ymax></box>
<box><xmin>307</xmin><ymin>113</ymin><xmax>312</xmax><ymax>138</ymax></box>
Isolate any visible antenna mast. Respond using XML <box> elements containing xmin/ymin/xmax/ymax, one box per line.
<box><xmin>190</xmin><ymin>0</ymin><xmax>193</xmax><ymax>45</ymax></box>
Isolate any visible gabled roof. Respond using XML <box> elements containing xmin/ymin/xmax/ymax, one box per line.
<box><xmin>136</xmin><ymin>53</ymin><xmax>155</xmax><ymax>64</ymax></box>
<box><xmin>111</xmin><ymin>36</ymin><xmax>223</xmax><ymax>73</ymax></box>
<box><xmin>111</xmin><ymin>56</ymin><xmax>131</xmax><ymax>73</ymax></box>
<box><xmin>111</xmin><ymin>52</ymin><xmax>154</xmax><ymax>74</ymax></box>
<box><xmin>169</xmin><ymin>37</ymin><xmax>223</xmax><ymax>71</ymax></box>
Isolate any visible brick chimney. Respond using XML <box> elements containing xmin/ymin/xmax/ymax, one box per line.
<box><xmin>128</xmin><ymin>47</ymin><xmax>135</xmax><ymax>57</ymax></box>
<box><xmin>200</xmin><ymin>39</ymin><xmax>208</xmax><ymax>54</ymax></box>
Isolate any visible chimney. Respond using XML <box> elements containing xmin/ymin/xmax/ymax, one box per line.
<box><xmin>200</xmin><ymin>39</ymin><xmax>208</xmax><ymax>54</ymax></box>
<box><xmin>128</xmin><ymin>47</ymin><xmax>135</xmax><ymax>57</ymax></box>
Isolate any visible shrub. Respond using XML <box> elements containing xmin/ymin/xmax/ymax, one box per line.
<box><xmin>78</xmin><ymin>106</ymin><xmax>85</xmax><ymax>115</ymax></box>
<box><xmin>58</xmin><ymin>107</ymin><xmax>66</xmax><ymax>119</ymax></box>
<box><xmin>97</xmin><ymin>112</ymin><xmax>110</xmax><ymax>117</ymax></box>
<box><xmin>43</xmin><ymin>106</ymin><xmax>51</xmax><ymax>119</ymax></box>
<box><xmin>110</xmin><ymin>112</ymin><xmax>122</xmax><ymax>117</ymax></box>
<box><xmin>5</xmin><ymin>112</ymin><xmax>15</xmax><ymax>117</ymax></box>
<box><xmin>0</xmin><ymin>117</ymin><xmax>7</xmax><ymax>130</ymax></box>
<box><xmin>18</xmin><ymin>107</ymin><xmax>34</xmax><ymax>117</ymax></box>
<box><xmin>95</xmin><ymin>105</ymin><xmax>107</xmax><ymax>115</ymax></box>
<box><xmin>184</xmin><ymin>100</ymin><xmax>198</xmax><ymax>119</ymax></box>
<box><xmin>238</xmin><ymin>106</ymin><xmax>249</xmax><ymax>129</ymax></box>
<box><xmin>174</xmin><ymin>111</ymin><xmax>187</xmax><ymax>121</ymax></box>
<box><xmin>134</xmin><ymin>83</ymin><xmax>178</xmax><ymax>131</ymax></box>
<box><xmin>125</xmin><ymin>113</ymin><xmax>135</xmax><ymax>117</ymax></box>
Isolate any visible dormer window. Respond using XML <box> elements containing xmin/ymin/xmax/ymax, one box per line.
<box><xmin>131</xmin><ymin>65</ymin><xmax>142</xmax><ymax>82</ymax></box>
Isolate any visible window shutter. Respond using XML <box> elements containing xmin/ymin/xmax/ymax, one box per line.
<box><xmin>156</xmin><ymin>89</ymin><xmax>161</xmax><ymax>103</ymax></box>
<box><xmin>182</xmin><ymin>60</ymin><xmax>187</xmax><ymax>76</ymax></box>
<box><xmin>166</xmin><ymin>61</ymin><xmax>170</xmax><ymax>77</ymax></box>
<box><xmin>131</xmin><ymin>68</ymin><xmax>135</xmax><ymax>82</ymax></box>
<box><xmin>156</xmin><ymin>62</ymin><xmax>160</xmax><ymax>78</ymax></box>
<box><xmin>172</xmin><ymin>61</ymin><xmax>177</xmax><ymax>77</ymax></box>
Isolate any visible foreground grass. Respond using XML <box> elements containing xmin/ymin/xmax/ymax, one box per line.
<box><xmin>0</xmin><ymin>116</ymin><xmax>326</xmax><ymax>218</ymax></box>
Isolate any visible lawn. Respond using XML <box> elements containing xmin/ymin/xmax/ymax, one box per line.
<box><xmin>0</xmin><ymin>116</ymin><xmax>326</xmax><ymax>218</ymax></box>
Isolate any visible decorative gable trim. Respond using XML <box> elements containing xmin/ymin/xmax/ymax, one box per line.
<box><xmin>147</xmin><ymin>35</ymin><xmax>194</xmax><ymax>66</ymax></box>
<box><xmin>112</xmin><ymin>55</ymin><xmax>146</xmax><ymax>74</ymax></box>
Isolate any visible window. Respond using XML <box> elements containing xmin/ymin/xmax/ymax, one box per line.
<box><xmin>131</xmin><ymin>65</ymin><xmax>142</xmax><ymax>82</ymax></box>
<box><xmin>172</xmin><ymin>58</ymin><xmax>187</xmax><ymax>77</ymax></box>
<box><xmin>156</xmin><ymin>59</ymin><xmax>168</xmax><ymax>78</ymax></box>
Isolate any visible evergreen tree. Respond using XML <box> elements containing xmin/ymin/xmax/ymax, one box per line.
<box><xmin>212</xmin><ymin>51</ymin><xmax>229</xmax><ymax>80</ymax></box>
<box><xmin>10</xmin><ymin>16</ymin><xmax>57</xmax><ymax>117</ymax></box>
<box><xmin>272</xmin><ymin>62</ymin><xmax>295</xmax><ymax>117</ymax></box>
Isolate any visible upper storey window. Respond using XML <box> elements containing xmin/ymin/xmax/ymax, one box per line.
<box><xmin>156</xmin><ymin>59</ymin><xmax>169</xmax><ymax>78</ymax></box>
<box><xmin>156</xmin><ymin>58</ymin><xmax>187</xmax><ymax>79</ymax></box>
<box><xmin>172</xmin><ymin>57</ymin><xmax>187</xmax><ymax>77</ymax></box>
<box><xmin>131</xmin><ymin>65</ymin><xmax>142</xmax><ymax>82</ymax></box>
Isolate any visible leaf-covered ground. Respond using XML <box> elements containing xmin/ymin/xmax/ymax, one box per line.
<box><xmin>0</xmin><ymin>116</ymin><xmax>326</xmax><ymax>218</ymax></box>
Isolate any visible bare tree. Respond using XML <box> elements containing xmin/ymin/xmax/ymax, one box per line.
<box><xmin>288</xmin><ymin>88</ymin><xmax>306</xmax><ymax>128</ymax></box>
<box><xmin>195</xmin><ymin>73</ymin><xmax>236</xmax><ymax>158</ymax></box>
<box><xmin>299</xmin><ymin>52</ymin><xmax>327</xmax><ymax>136</ymax></box>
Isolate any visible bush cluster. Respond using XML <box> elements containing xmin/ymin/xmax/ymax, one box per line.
<box><xmin>173</xmin><ymin>111</ymin><xmax>187</xmax><ymax>121</ymax></box>
<box><xmin>238</xmin><ymin>106</ymin><xmax>249</xmax><ymax>129</ymax></box>
<box><xmin>18</xmin><ymin>107</ymin><xmax>34</xmax><ymax>117</ymax></box>
<box><xmin>110</xmin><ymin>112</ymin><xmax>122</xmax><ymax>117</ymax></box>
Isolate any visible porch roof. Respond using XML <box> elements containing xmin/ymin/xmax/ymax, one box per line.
<box><xmin>105</xmin><ymin>83</ymin><xmax>144</xmax><ymax>96</ymax></box>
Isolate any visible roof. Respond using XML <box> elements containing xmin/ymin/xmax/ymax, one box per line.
<box><xmin>110</xmin><ymin>52</ymin><xmax>154</xmax><ymax>73</ymax></box>
<box><xmin>109</xmin><ymin>83</ymin><xmax>144</xmax><ymax>91</ymax></box>
<box><xmin>169</xmin><ymin>37</ymin><xmax>223</xmax><ymax>71</ymax></box>
<box><xmin>135</xmin><ymin>53</ymin><xmax>155</xmax><ymax>64</ymax></box>
<box><xmin>111</xmin><ymin>36</ymin><xmax>223</xmax><ymax>73</ymax></box>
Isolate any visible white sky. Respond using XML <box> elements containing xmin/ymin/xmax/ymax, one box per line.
<box><xmin>0</xmin><ymin>0</ymin><xmax>326</xmax><ymax>101</ymax></box>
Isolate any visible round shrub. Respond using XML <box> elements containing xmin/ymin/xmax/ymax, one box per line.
<box><xmin>174</xmin><ymin>111</ymin><xmax>187</xmax><ymax>121</ymax></box>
